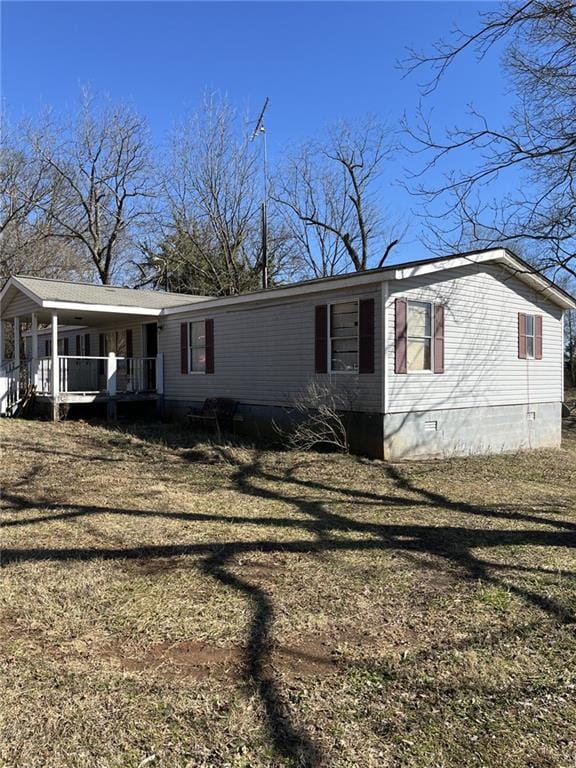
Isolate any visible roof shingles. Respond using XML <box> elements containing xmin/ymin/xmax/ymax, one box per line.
<box><xmin>14</xmin><ymin>276</ymin><xmax>210</xmax><ymax>309</ymax></box>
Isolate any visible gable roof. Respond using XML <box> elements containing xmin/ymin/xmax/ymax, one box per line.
<box><xmin>161</xmin><ymin>248</ymin><xmax>576</xmax><ymax>313</ymax></box>
<box><xmin>2</xmin><ymin>248</ymin><xmax>575</xmax><ymax>318</ymax></box>
<box><xmin>7</xmin><ymin>275</ymin><xmax>209</xmax><ymax>310</ymax></box>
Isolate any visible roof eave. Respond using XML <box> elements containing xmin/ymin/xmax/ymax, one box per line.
<box><xmin>41</xmin><ymin>300</ymin><xmax>162</xmax><ymax>316</ymax></box>
<box><xmin>161</xmin><ymin>247</ymin><xmax>576</xmax><ymax>315</ymax></box>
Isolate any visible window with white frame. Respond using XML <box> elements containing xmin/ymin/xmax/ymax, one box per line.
<box><xmin>407</xmin><ymin>301</ymin><xmax>432</xmax><ymax>372</ymax></box>
<box><xmin>189</xmin><ymin>320</ymin><xmax>206</xmax><ymax>373</ymax></box>
<box><xmin>100</xmin><ymin>330</ymin><xmax>127</xmax><ymax>356</ymax></box>
<box><xmin>330</xmin><ymin>301</ymin><xmax>359</xmax><ymax>372</ymax></box>
<box><xmin>525</xmin><ymin>314</ymin><xmax>535</xmax><ymax>358</ymax></box>
<box><xmin>45</xmin><ymin>338</ymin><xmax>68</xmax><ymax>355</ymax></box>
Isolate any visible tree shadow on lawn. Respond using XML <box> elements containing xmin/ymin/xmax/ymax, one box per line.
<box><xmin>2</xmin><ymin>451</ymin><xmax>576</xmax><ymax>767</ymax></box>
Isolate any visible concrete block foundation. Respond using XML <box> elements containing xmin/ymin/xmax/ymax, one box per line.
<box><xmin>383</xmin><ymin>402</ymin><xmax>561</xmax><ymax>460</ymax></box>
<box><xmin>163</xmin><ymin>400</ymin><xmax>562</xmax><ymax>461</ymax></box>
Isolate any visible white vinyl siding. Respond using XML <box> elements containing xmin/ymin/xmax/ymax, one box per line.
<box><xmin>160</xmin><ymin>287</ymin><xmax>381</xmax><ymax>412</ymax></box>
<box><xmin>386</xmin><ymin>263</ymin><xmax>564</xmax><ymax>413</ymax></box>
<box><xmin>1</xmin><ymin>291</ymin><xmax>39</xmax><ymax>319</ymax></box>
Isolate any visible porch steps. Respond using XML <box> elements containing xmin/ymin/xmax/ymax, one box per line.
<box><xmin>10</xmin><ymin>384</ymin><xmax>36</xmax><ymax>418</ymax></box>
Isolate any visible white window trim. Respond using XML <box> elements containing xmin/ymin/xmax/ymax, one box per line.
<box><xmin>328</xmin><ymin>299</ymin><xmax>359</xmax><ymax>375</ymax></box>
<box><xmin>525</xmin><ymin>313</ymin><xmax>536</xmax><ymax>360</ymax></box>
<box><xmin>406</xmin><ymin>299</ymin><xmax>434</xmax><ymax>374</ymax></box>
<box><xmin>188</xmin><ymin>319</ymin><xmax>207</xmax><ymax>375</ymax></box>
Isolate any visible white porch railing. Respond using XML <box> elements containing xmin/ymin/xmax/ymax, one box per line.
<box><xmin>36</xmin><ymin>354</ymin><xmax>163</xmax><ymax>395</ymax></box>
<box><xmin>0</xmin><ymin>359</ymin><xmax>33</xmax><ymax>415</ymax></box>
<box><xmin>0</xmin><ymin>354</ymin><xmax>164</xmax><ymax>413</ymax></box>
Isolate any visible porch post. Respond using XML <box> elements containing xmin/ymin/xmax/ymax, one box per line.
<box><xmin>107</xmin><ymin>352</ymin><xmax>117</xmax><ymax>396</ymax></box>
<box><xmin>156</xmin><ymin>352</ymin><xmax>164</xmax><ymax>395</ymax></box>
<box><xmin>155</xmin><ymin>352</ymin><xmax>165</xmax><ymax>418</ymax></box>
<box><xmin>0</xmin><ymin>320</ymin><xmax>4</xmax><ymax>364</ymax></box>
<box><xmin>31</xmin><ymin>312</ymin><xmax>39</xmax><ymax>389</ymax></box>
<box><xmin>106</xmin><ymin>352</ymin><xmax>117</xmax><ymax>420</ymax></box>
<box><xmin>51</xmin><ymin>312</ymin><xmax>59</xmax><ymax>421</ymax></box>
<box><xmin>13</xmin><ymin>317</ymin><xmax>20</xmax><ymax>366</ymax></box>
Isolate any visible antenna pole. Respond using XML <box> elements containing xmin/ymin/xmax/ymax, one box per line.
<box><xmin>251</xmin><ymin>98</ymin><xmax>270</xmax><ymax>289</ymax></box>
<box><xmin>262</xmin><ymin>122</ymin><xmax>268</xmax><ymax>289</ymax></box>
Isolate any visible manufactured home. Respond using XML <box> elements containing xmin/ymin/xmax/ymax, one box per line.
<box><xmin>1</xmin><ymin>248</ymin><xmax>574</xmax><ymax>459</ymax></box>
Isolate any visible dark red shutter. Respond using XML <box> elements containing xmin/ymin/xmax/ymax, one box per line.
<box><xmin>45</xmin><ymin>340</ymin><xmax>50</xmax><ymax>356</ymax></box>
<box><xmin>535</xmin><ymin>315</ymin><xmax>543</xmax><ymax>359</ymax></box>
<box><xmin>433</xmin><ymin>304</ymin><xmax>445</xmax><ymax>374</ymax></box>
<box><xmin>395</xmin><ymin>298</ymin><xmax>408</xmax><ymax>374</ymax></box>
<box><xmin>180</xmin><ymin>323</ymin><xmax>189</xmax><ymax>374</ymax></box>
<box><xmin>205</xmin><ymin>319</ymin><xmax>214</xmax><ymax>374</ymax></box>
<box><xmin>84</xmin><ymin>334</ymin><xmax>90</xmax><ymax>356</ymax></box>
<box><xmin>126</xmin><ymin>329</ymin><xmax>133</xmax><ymax>358</ymax></box>
<box><xmin>63</xmin><ymin>338</ymin><xmax>69</xmax><ymax>356</ymax></box>
<box><xmin>76</xmin><ymin>335</ymin><xmax>81</xmax><ymax>356</ymax></box>
<box><xmin>518</xmin><ymin>313</ymin><xmax>527</xmax><ymax>359</ymax></box>
<box><xmin>358</xmin><ymin>298</ymin><xmax>375</xmax><ymax>374</ymax></box>
<box><xmin>315</xmin><ymin>305</ymin><xmax>328</xmax><ymax>373</ymax></box>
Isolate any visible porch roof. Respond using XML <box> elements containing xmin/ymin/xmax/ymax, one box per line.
<box><xmin>0</xmin><ymin>275</ymin><xmax>209</xmax><ymax>324</ymax></box>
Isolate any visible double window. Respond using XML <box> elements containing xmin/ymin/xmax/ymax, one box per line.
<box><xmin>329</xmin><ymin>301</ymin><xmax>359</xmax><ymax>373</ymax></box>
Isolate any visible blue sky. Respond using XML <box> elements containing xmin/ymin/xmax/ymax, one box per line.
<box><xmin>1</xmin><ymin>1</ymin><xmax>508</xmax><ymax>263</ymax></box>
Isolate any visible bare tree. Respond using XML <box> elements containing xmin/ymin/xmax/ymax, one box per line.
<box><xmin>143</xmin><ymin>93</ymin><xmax>276</xmax><ymax>296</ymax></box>
<box><xmin>404</xmin><ymin>0</ymin><xmax>576</xmax><ymax>285</ymax></box>
<box><xmin>274</xmin><ymin>118</ymin><xmax>401</xmax><ymax>277</ymax></box>
<box><xmin>26</xmin><ymin>91</ymin><xmax>155</xmax><ymax>285</ymax></box>
<box><xmin>0</xmin><ymin>115</ymin><xmax>83</xmax><ymax>280</ymax></box>
<box><xmin>277</xmin><ymin>381</ymin><xmax>351</xmax><ymax>453</ymax></box>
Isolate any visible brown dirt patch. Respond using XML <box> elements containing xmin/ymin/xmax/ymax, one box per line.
<box><xmin>103</xmin><ymin>639</ymin><xmax>241</xmax><ymax>679</ymax></box>
<box><xmin>103</xmin><ymin>636</ymin><xmax>340</xmax><ymax>680</ymax></box>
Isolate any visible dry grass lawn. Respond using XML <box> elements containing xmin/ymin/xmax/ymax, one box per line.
<box><xmin>1</xmin><ymin>418</ymin><xmax>575</xmax><ymax>768</ymax></box>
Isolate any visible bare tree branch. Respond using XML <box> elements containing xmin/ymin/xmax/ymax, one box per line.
<box><xmin>274</xmin><ymin>118</ymin><xmax>402</xmax><ymax>276</ymax></box>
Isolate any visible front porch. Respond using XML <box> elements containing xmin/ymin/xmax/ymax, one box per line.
<box><xmin>0</xmin><ymin>277</ymin><xmax>166</xmax><ymax>420</ymax></box>
<box><xmin>1</xmin><ymin>350</ymin><xmax>164</xmax><ymax>418</ymax></box>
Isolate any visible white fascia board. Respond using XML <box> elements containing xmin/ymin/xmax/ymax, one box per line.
<box><xmin>393</xmin><ymin>249</ymin><xmax>576</xmax><ymax>309</ymax></box>
<box><xmin>393</xmin><ymin>249</ymin><xmax>505</xmax><ymax>280</ymax></box>
<box><xmin>161</xmin><ymin>271</ymin><xmax>393</xmax><ymax>316</ymax></box>
<box><xmin>498</xmin><ymin>253</ymin><xmax>576</xmax><ymax>309</ymax></box>
<box><xmin>41</xmin><ymin>301</ymin><xmax>162</xmax><ymax>316</ymax></box>
<box><xmin>0</xmin><ymin>276</ymin><xmax>43</xmax><ymax>307</ymax></box>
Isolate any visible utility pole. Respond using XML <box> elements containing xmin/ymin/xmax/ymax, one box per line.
<box><xmin>251</xmin><ymin>98</ymin><xmax>269</xmax><ymax>289</ymax></box>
